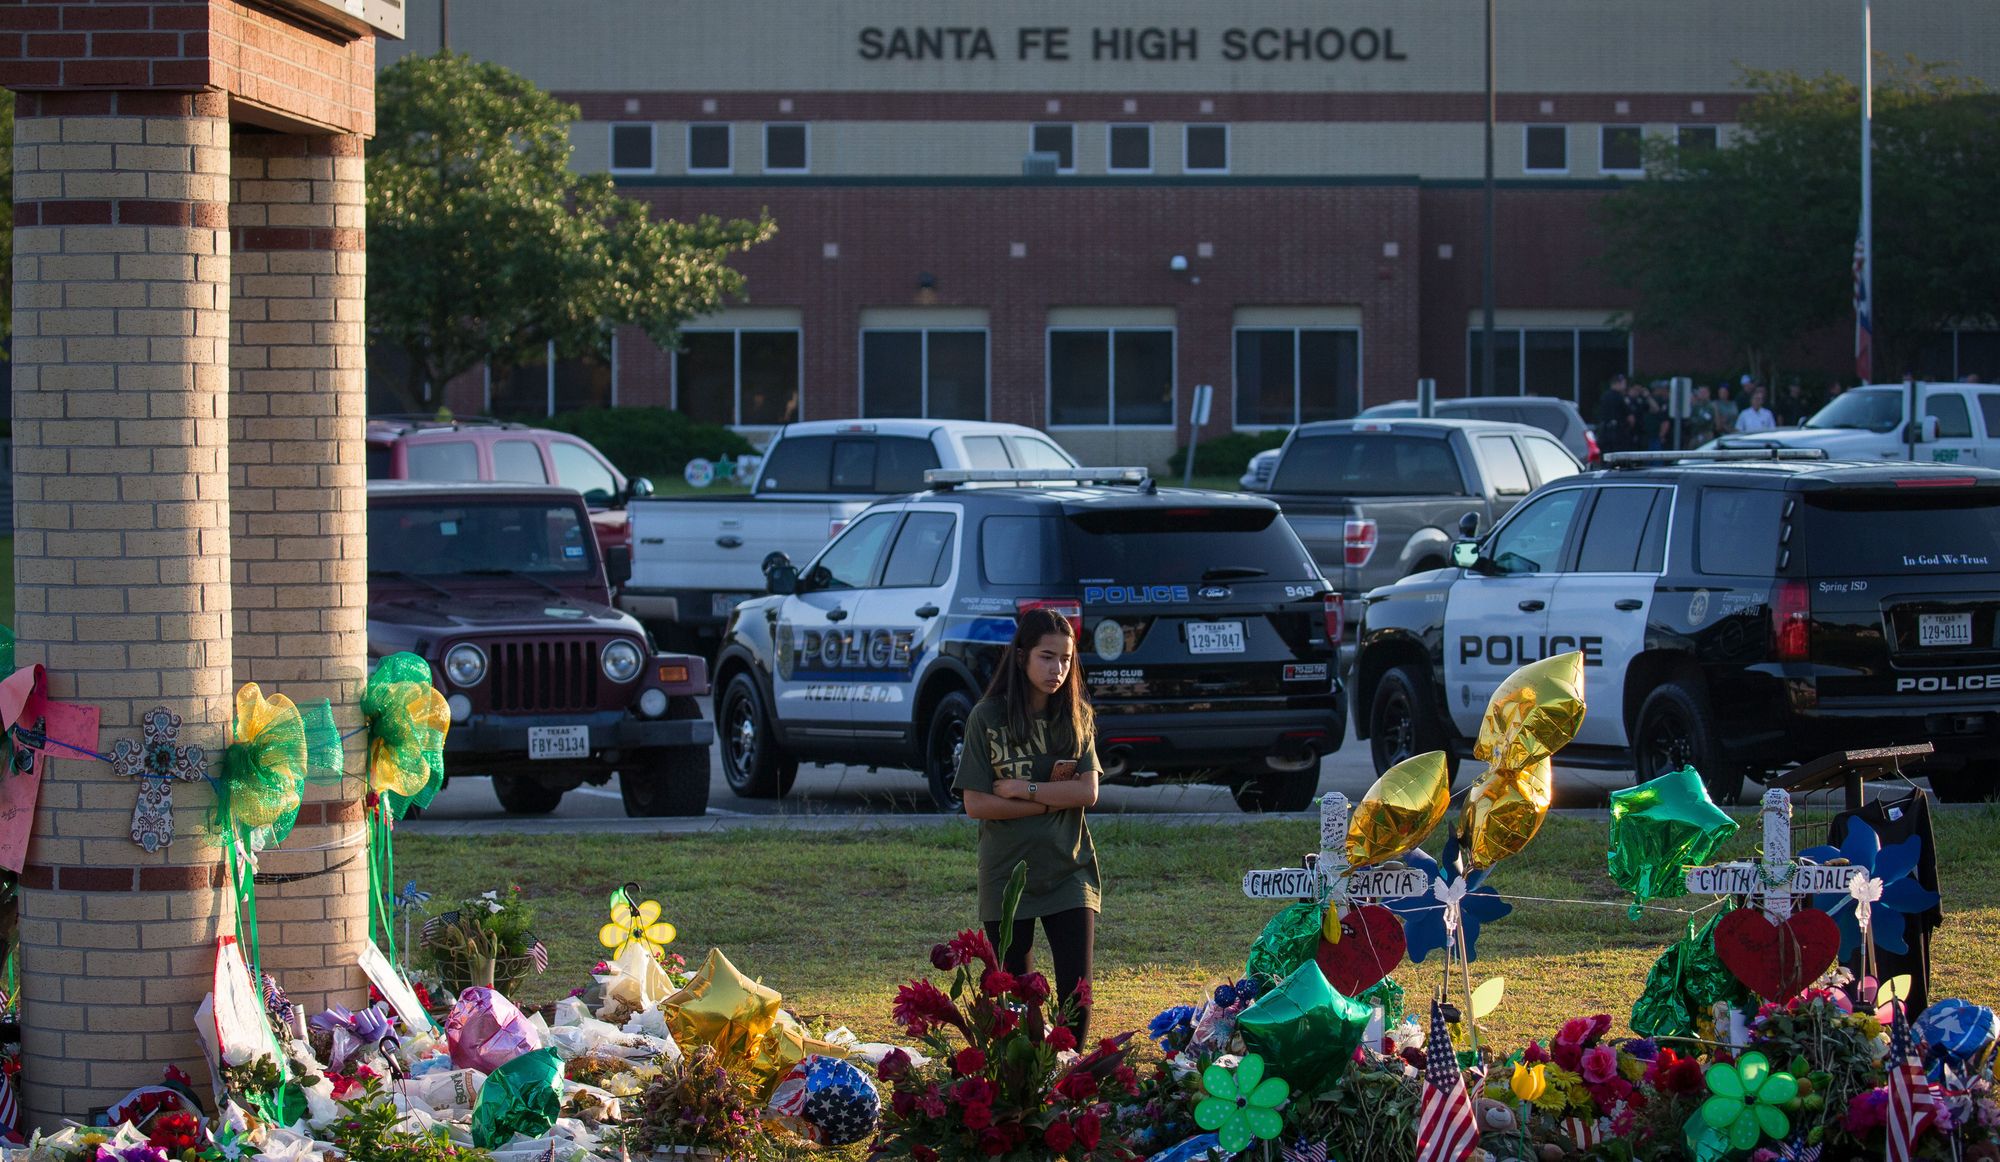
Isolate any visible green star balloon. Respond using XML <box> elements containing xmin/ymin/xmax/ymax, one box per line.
<box><xmin>1235</xmin><ymin>959</ymin><xmax>1371</xmax><ymax>1095</ymax></box>
<box><xmin>1608</xmin><ymin>767</ymin><xmax>1738</xmax><ymax>916</ymax></box>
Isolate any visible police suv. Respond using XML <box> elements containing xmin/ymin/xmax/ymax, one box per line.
<box><xmin>712</xmin><ymin>468</ymin><xmax>1347</xmax><ymax>812</ymax></box>
<box><xmin>1351</xmin><ymin>451</ymin><xmax>2000</xmax><ymax>803</ymax></box>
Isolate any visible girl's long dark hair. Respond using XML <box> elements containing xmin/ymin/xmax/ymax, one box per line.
<box><xmin>982</xmin><ymin>607</ymin><xmax>1095</xmax><ymax>755</ymax></box>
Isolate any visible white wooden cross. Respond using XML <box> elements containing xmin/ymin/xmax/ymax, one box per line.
<box><xmin>1681</xmin><ymin>787</ymin><xmax>1864</xmax><ymax>1044</ymax></box>
<box><xmin>1241</xmin><ymin>792</ymin><xmax>1430</xmax><ymax>911</ymax></box>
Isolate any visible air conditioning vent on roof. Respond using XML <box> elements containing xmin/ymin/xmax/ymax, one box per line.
<box><xmin>1022</xmin><ymin>152</ymin><xmax>1062</xmax><ymax>176</ymax></box>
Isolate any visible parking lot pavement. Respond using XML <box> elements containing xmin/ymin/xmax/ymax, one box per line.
<box><xmin>402</xmin><ymin>706</ymin><xmax>1641</xmax><ymax>831</ymax></box>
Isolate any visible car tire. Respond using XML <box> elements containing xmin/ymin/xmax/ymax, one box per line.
<box><xmin>717</xmin><ymin>674</ymin><xmax>798</xmax><ymax>799</ymax></box>
<box><xmin>491</xmin><ymin>775</ymin><xmax>564</xmax><ymax>815</ymax></box>
<box><xmin>1368</xmin><ymin>664</ymin><xmax>1457</xmax><ymax>778</ymax></box>
<box><xmin>1632</xmin><ymin>681</ymin><xmax>1744</xmax><ymax>804</ymax></box>
<box><xmin>1229</xmin><ymin>769</ymin><xmax>1319</xmax><ymax>813</ymax></box>
<box><xmin>621</xmin><ymin>746</ymin><xmax>711</xmax><ymax>817</ymax></box>
<box><xmin>923</xmin><ymin>691</ymin><xmax>975</xmax><ymax>813</ymax></box>
<box><xmin>1927</xmin><ymin>765</ymin><xmax>1996</xmax><ymax>803</ymax></box>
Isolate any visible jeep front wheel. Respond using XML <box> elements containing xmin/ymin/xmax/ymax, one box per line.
<box><xmin>621</xmin><ymin>746</ymin><xmax>711</xmax><ymax>817</ymax></box>
<box><xmin>492</xmin><ymin>775</ymin><xmax>564</xmax><ymax>815</ymax></box>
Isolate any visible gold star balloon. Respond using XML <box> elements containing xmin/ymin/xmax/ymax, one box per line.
<box><xmin>665</xmin><ymin>946</ymin><xmax>782</xmax><ymax>1058</ymax></box>
<box><xmin>597</xmin><ymin>884</ymin><xmax>677</xmax><ymax>960</ymax></box>
<box><xmin>1462</xmin><ymin>757</ymin><xmax>1554</xmax><ymax>868</ymax></box>
<box><xmin>1473</xmin><ymin>652</ymin><xmax>1586</xmax><ymax>772</ymax></box>
<box><xmin>1347</xmin><ymin>750</ymin><xmax>1452</xmax><ymax>869</ymax></box>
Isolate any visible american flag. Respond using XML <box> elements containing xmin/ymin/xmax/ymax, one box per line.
<box><xmin>1416</xmin><ymin>1003</ymin><xmax>1479</xmax><ymax>1162</ymax></box>
<box><xmin>1853</xmin><ymin>232</ymin><xmax>1873</xmax><ymax>382</ymax></box>
<box><xmin>1282</xmin><ymin>1141</ymin><xmax>1330</xmax><ymax>1162</ymax></box>
<box><xmin>528</xmin><ymin>940</ymin><xmax>549</xmax><ymax>973</ymax></box>
<box><xmin>0</xmin><ymin>1071</ymin><xmax>18</xmax><ymax>1140</ymax></box>
<box><xmin>1562</xmin><ymin>1117</ymin><xmax>1604</xmax><ymax>1150</ymax></box>
<box><xmin>1886</xmin><ymin>1003</ymin><xmax>1939</xmax><ymax>1162</ymax></box>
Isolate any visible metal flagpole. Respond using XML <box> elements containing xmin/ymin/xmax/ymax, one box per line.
<box><xmin>1857</xmin><ymin>0</ymin><xmax>1874</xmax><ymax>383</ymax></box>
<box><xmin>1480</xmin><ymin>0</ymin><xmax>1497</xmax><ymax>396</ymax></box>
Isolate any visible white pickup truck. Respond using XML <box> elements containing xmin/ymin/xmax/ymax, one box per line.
<box><xmin>1712</xmin><ymin>381</ymin><xmax>2000</xmax><ymax>464</ymax></box>
<box><xmin>618</xmin><ymin>419</ymin><xmax>1079</xmax><ymax>644</ymax></box>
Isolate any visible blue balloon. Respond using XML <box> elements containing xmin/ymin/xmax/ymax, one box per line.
<box><xmin>1145</xmin><ymin>1132</ymin><xmax>1224</xmax><ymax>1162</ymax></box>
<box><xmin>1914</xmin><ymin>998</ymin><xmax>1995</xmax><ymax>1079</ymax></box>
<box><xmin>800</xmin><ymin>1055</ymin><xmax>879</xmax><ymax>1146</ymax></box>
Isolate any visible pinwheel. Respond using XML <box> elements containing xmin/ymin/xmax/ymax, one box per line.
<box><xmin>1382</xmin><ymin>846</ymin><xmax>1513</xmax><ymax>963</ymax></box>
<box><xmin>598</xmin><ymin>885</ymin><xmax>678</xmax><ymax>960</ymax></box>
<box><xmin>1801</xmin><ymin>820</ymin><xmax>1939</xmax><ymax>957</ymax></box>
<box><xmin>1693</xmin><ymin>1051</ymin><xmax>1797</xmax><ymax>1153</ymax></box>
<box><xmin>1194</xmin><ymin>1053</ymin><xmax>1290</xmax><ymax>1154</ymax></box>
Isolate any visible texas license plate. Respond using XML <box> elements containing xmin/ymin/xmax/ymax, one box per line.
<box><xmin>527</xmin><ymin>725</ymin><xmax>590</xmax><ymax>760</ymax></box>
<box><xmin>1187</xmin><ymin>621</ymin><xmax>1246</xmax><ymax>654</ymax></box>
<box><xmin>712</xmin><ymin>593</ymin><xmax>755</xmax><ymax>620</ymax></box>
<box><xmin>1918</xmin><ymin>612</ymin><xmax>1973</xmax><ymax>647</ymax></box>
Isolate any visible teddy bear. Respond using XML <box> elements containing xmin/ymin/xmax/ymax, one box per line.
<box><xmin>1471</xmin><ymin>1097</ymin><xmax>1530</xmax><ymax>1162</ymax></box>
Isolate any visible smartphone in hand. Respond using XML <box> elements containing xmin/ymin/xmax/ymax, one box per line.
<box><xmin>1050</xmin><ymin>759</ymin><xmax>1079</xmax><ymax>782</ymax></box>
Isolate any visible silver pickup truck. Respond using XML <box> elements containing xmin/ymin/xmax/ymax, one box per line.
<box><xmin>1260</xmin><ymin>418</ymin><xmax>1582</xmax><ymax>623</ymax></box>
<box><xmin>618</xmin><ymin>419</ymin><xmax>1079</xmax><ymax>645</ymax></box>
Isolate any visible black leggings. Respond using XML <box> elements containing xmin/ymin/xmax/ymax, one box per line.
<box><xmin>985</xmin><ymin>908</ymin><xmax>1095</xmax><ymax>1043</ymax></box>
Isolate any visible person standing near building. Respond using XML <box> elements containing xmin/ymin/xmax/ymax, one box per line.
<box><xmin>1689</xmin><ymin>384</ymin><xmax>1716</xmax><ymax>446</ymax></box>
<box><xmin>1595</xmin><ymin>375</ymin><xmax>1633</xmax><ymax>453</ymax></box>
<box><xmin>1736</xmin><ymin>386</ymin><xmax>1779</xmax><ymax>433</ymax></box>
<box><xmin>1778</xmin><ymin>381</ymin><xmax>1811</xmax><ymax>427</ymax></box>
<box><xmin>953</xmin><ymin>607</ymin><xmax>1101</xmax><ymax>1040</ymax></box>
<box><xmin>1712</xmin><ymin>384</ymin><xmax>1740</xmax><ymax>436</ymax></box>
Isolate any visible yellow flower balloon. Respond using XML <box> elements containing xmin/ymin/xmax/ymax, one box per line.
<box><xmin>598</xmin><ymin>894</ymin><xmax>678</xmax><ymax>960</ymax></box>
<box><xmin>1347</xmin><ymin>749</ymin><xmax>1452</xmax><ymax>868</ymax></box>
<box><xmin>1512</xmin><ymin>1061</ymin><xmax>1547</xmax><ymax>1103</ymax></box>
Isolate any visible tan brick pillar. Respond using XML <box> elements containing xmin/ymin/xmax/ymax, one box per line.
<box><xmin>227</xmin><ymin>132</ymin><xmax>370</xmax><ymax>1016</ymax></box>
<box><xmin>10</xmin><ymin>90</ymin><xmax>234</xmax><ymax>1125</ymax></box>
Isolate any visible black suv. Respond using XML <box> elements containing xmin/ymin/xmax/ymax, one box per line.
<box><xmin>711</xmin><ymin>469</ymin><xmax>1347</xmax><ymax>812</ymax></box>
<box><xmin>1352</xmin><ymin>451</ymin><xmax>2000</xmax><ymax>803</ymax></box>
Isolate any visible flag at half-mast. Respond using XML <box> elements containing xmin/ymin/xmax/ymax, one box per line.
<box><xmin>1853</xmin><ymin>231</ymin><xmax>1872</xmax><ymax>382</ymax></box>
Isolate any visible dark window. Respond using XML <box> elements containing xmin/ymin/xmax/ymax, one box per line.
<box><xmin>926</xmin><ymin>331</ymin><xmax>987</xmax><ymax>420</ymax></box>
<box><xmin>1576</xmin><ymin>487</ymin><xmax>1665</xmax><ymax>572</ymax></box>
<box><xmin>688</xmin><ymin>123</ymin><xmax>731</xmax><ymax>171</ymax></box>
<box><xmin>880</xmin><ymin>512</ymin><xmax>957</xmax><ymax>588</ymax></box>
<box><xmin>369</xmin><ymin>501</ymin><xmax>592</xmax><ymax>576</ymax></box>
<box><xmin>492</xmin><ymin>440</ymin><xmax>547</xmax><ymax>483</ymax></box>
<box><xmin>861</xmin><ymin>331</ymin><xmax>922</xmax><ymax>417</ymax></box>
<box><xmin>1479</xmin><ymin>435</ymin><xmax>1532</xmax><ymax>495</ymax></box>
<box><xmin>1802</xmin><ymin>492</ymin><xmax>2000</xmax><ymax>577</ymax></box>
<box><xmin>676</xmin><ymin>330</ymin><xmax>800</xmax><ymax>426</ymax></box>
<box><xmin>808</xmin><ymin>511</ymin><xmax>897</xmax><ymax>590</ymax></box>
<box><xmin>366</xmin><ymin>344</ymin><xmax>417</xmax><ymax>414</ymax></box>
<box><xmin>1979</xmin><ymin>393</ymin><xmax>2000</xmax><ymax>437</ymax></box>
<box><xmin>1298</xmin><ymin>330</ymin><xmax>1360</xmax><ymax>422</ymax></box>
<box><xmin>1697</xmin><ymin>487</ymin><xmax>1784</xmax><ymax>576</ymax></box>
<box><xmin>490</xmin><ymin>360</ymin><xmax>548</xmax><ymax>417</ymax></box>
<box><xmin>1235</xmin><ymin>328</ymin><xmax>1360</xmax><ymax>426</ymax></box>
<box><xmin>1678</xmin><ymin>125</ymin><xmax>1718</xmax><ymax>152</ymax></box>
<box><xmin>862</xmin><ymin>329</ymin><xmax>987</xmax><ymax>419</ymax></box>
<box><xmin>1601</xmin><ymin>125</ymin><xmax>1643</xmax><ymax>171</ymax></box>
<box><xmin>1066</xmin><ymin>506</ymin><xmax>1320</xmax><ymax>584</ymax></box>
<box><xmin>1525</xmin><ymin>125</ymin><xmax>1567</xmax><ymax>171</ymax></box>
<box><xmin>757</xmin><ymin>436</ymin><xmax>832</xmax><ymax>493</ymax></box>
<box><xmin>1050</xmin><ymin>329</ymin><xmax>1173</xmax><ymax>426</ymax></box>
<box><xmin>675</xmin><ymin>332</ymin><xmax>736</xmax><ymax>425</ymax></box>
<box><xmin>826</xmin><ymin>437</ymin><xmax>942</xmax><ymax>493</ymax></box>
<box><xmin>1113</xmin><ymin>331</ymin><xmax>1174</xmax><ymax>424</ymax></box>
<box><xmin>1185</xmin><ymin>124</ymin><xmax>1228</xmax><ymax>171</ymax></box>
<box><xmin>1487</xmin><ymin>488</ymin><xmax>1585</xmax><ymax>575</ymax></box>
<box><xmin>1031</xmin><ymin>123</ymin><xmax>1074</xmax><ymax>171</ymax></box>
<box><xmin>740</xmin><ymin>331</ymin><xmax>800</xmax><ymax>424</ymax></box>
<box><xmin>1268</xmin><ymin>435</ymin><xmax>1466</xmax><ymax>497</ymax></box>
<box><xmin>551</xmin><ymin>442</ymin><xmax>619</xmax><ymax>504</ymax></box>
<box><xmin>1524</xmin><ymin>329</ymin><xmax>1575</xmax><ymax>398</ymax></box>
<box><xmin>1927</xmin><ymin>393</ymin><xmax>1974</xmax><ymax>439</ymax></box>
<box><xmin>764</xmin><ymin>123</ymin><xmax>807</xmax><ymax>171</ymax></box>
<box><xmin>1049</xmin><ymin>331</ymin><xmax>1110</xmax><ymax>425</ymax></box>
<box><xmin>552</xmin><ymin>354</ymin><xmax>611</xmax><ymax>412</ymax></box>
<box><xmin>1578</xmin><ymin>330</ymin><xmax>1631</xmax><ymax>400</ymax></box>
<box><xmin>405</xmin><ymin>440</ymin><xmax>479</xmax><ymax>481</ymax></box>
<box><xmin>1466</xmin><ymin>329</ymin><xmax>1524</xmax><ymax>395</ymax></box>
<box><xmin>1235</xmin><ymin>329</ymin><xmax>1297</xmax><ymax>426</ymax></box>
<box><xmin>1636</xmin><ymin>489</ymin><xmax>1672</xmax><ymax>572</ymax></box>
<box><xmin>611</xmin><ymin>124</ymin><xmax>653</xmax><ymax>171</ymax></box>
<box><xmin>963</xmin><ymin>435</ymin><xmax>1012</xmax><ymax>469</ymax></box>
<box><xmin>1468</xmin><ymin>328</ymin><xmax>1627</xmax><ymax>403</ymax></box>
<box><xmin>981</xmin><ymin>515</ymin><xmax>1061</xmax><ymax>586</ymax></box>
<box><xmin>1109</xmin><ymin>124</ymin><xmax>1151</xmax><ymax>171</ymax></box>
<box><xmin>366</xmin><ymin>444</ymin><xmax>392</xmax><ymax>479</ymax></box>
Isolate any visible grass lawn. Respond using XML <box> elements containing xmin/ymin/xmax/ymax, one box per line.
<box><xmin>398</xmin><ymin>807</ymin><xmax>2000</xmax><ymax>1052</ymax></box>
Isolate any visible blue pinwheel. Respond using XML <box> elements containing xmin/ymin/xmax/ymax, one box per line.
<box><xmin>1800</xmin><ymin>820</ymin><xmax>1939</xmax><ymax>957</ymax></box>
<box><xmin>1382</xmin><ymin>844</ymin><xmax>1513</xmax><ymax>963</ymax></box>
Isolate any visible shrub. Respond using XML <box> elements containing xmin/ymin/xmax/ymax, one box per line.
<box><xmin>525</xmin><ymin>407</ymin><xmax>755</xmax><ymax>483</ymax></box>
<box><xmin>1166</xmin><ymin>429</ymin><xmax>1289</xmax><ymax>479</ymax></box>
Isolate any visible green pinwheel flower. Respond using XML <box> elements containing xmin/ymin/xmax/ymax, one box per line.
<box><xmin>1194</xmin><ymin>1052</ymin><xmax>1290</xmax><ymax>1154</ymax></box>
<box><xmin>1698</xmin><ymin>1051</ymin><xmax>1798</xmax><ymax>1152</ymax></box>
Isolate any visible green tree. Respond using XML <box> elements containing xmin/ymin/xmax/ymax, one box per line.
<box><xmin>368</xmin><ymin>53</ymin><xmax>775</xmax><ymax>403</ymax></box>
<box><xmin>1599</xmin><ymin>59</ymin><xmax>2000</xmax><ymax>380</ymax></box>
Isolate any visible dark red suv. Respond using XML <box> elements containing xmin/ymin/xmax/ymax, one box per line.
<box><xmin>365</xmin><ymin>416</ymin><xmax>654</xmax><ymax>568</ymax></box>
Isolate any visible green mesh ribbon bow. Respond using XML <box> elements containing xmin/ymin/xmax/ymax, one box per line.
<box><xmin>361</xmin><ymin>653</ymin><xmax>450</xmax><ymax>819</ymax></box>
<box><xmin>218</xmin><ymin>683</ymin><xmax>343</xmax><ymax>855</ymax></box>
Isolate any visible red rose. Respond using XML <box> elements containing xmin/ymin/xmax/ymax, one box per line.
<box><xmin>1076</xmin><ymin>1111</ymin><xmax>1103</xmax><ymax>1149</ymax></box>
<box><xmin>977</xmin><ymin>1128</ymin><xmax>1012</xmax><ymax>1156</ymax></box>
<box><xmin>954</xmin><ymin>1048</ymin><xmax>987</xmax><ymax>1076</ymax></box>
<box><xmin>961</xmin><ymin>1102</ymin><xmax>995</xmax><ymax>1130</ymax></box>
<box><xmin>1524</xmin><ymin>1041</ymin><xmax>1551</xmax><ymax>1065</ymax></box>
<box><xmin>981</xmin><ymin>969</ymin><xmax>1019</xmax><ymax>997</ymax></box>
<box><xmin>1014</xmin><ymin>972</ymin><xmax>1053</xmax><ymax>1005</ymax></box>
<box><xmin>1055</xmin><ymin>1071</ymin><xmax>1098</xmax><ymax>1101</ymax></box>
<box><xmin>931</xmin><ymin>943</ymin><xmax>957</xmax><ymax>970</ymax></box>
<box><xmin>1044</xmin><ymin>1120</ymin><xmax>1077</xmax><ymax>1153</ymax></box>
<box><xmin>955</xmin><ymin>1076</ymin><xmax>997</xmax><ymax>1107</ymax></box>
<box><xmin>1045</xmin><ymin>1026</ymin><xmax>1077</xmax><ymax>1052</ymax></box>
<box><xmin>879</xmin><ymin>1048</ymin><xmax>913</xmax><ymax>1082</ymax></box>
<box><xmin>991</xmin><ymin>1007</ymin><xmax>1020</xmax><ymax>1037</ymax></box>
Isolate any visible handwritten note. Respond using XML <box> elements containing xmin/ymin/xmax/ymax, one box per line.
<box><xmin>0</xmin><ymin>699</ymin><xmax>102</xmax><ymax>872</ymax></box>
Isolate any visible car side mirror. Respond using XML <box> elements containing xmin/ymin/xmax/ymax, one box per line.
<box><xmin>1452</xmin><ymin>539</ymin><xmax>1485</xmax><ymax>571</ymax></box>
<box><xmin>628</xmin><ymin>476</ymin><xmax>655</xmax><ymax>501</ymax></box>
<box><xmin>1918</xmin><ymin>415</ymin><xmax>1941</xmax><ymax>443</ymax></box>
<box><xmin>1457</xmin><ymin>511</ymin><xmax>1480</xmax><ymax>538</ymax></box>
<box><xmin>604</xmin><ymin>544</ymin><xmax>632</xmax><ymax>589</ymax></box>
<box><xmin>763</xmin><ymin>550</ymin><xmax>797</xmax><ymax>595</ymax></box>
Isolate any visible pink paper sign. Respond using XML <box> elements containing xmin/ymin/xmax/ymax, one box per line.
<box><xmin>0</xmin><ymin>695</ymin><xmax>102</xmax><ymax>873</ymax></box>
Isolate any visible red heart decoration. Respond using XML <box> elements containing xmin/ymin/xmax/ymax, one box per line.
<box><xmin>1713</xmin><ymin>908</ymin><xmax>1842</xmax><ymax>1001</ymax></box>
<box><xmin>1315</xmin><ymin>904</ymin><xmax>1407</xmax><ymax>996</ymax></box>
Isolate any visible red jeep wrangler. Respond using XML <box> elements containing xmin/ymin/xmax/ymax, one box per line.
<box><xmin>367</xmin><ymin>481</ymin><xmax>708</xmax><ymax>816</ymax></box>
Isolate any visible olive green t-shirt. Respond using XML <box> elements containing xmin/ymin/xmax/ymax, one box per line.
<box><xmin>952</xmin><ymin>698</ymin><xmax>1102</xmax><ymax>922</ymax></box>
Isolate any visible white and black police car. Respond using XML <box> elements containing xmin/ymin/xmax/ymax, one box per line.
<box><xmin>1352</xmin><ymin>450</ymin><xmax>2000</xmax><ymax>803</ymax></box>
<box><xmin>712</xmin><ymin>468</ymin><xmax>1347</xmax><ymax>812</ymax></box>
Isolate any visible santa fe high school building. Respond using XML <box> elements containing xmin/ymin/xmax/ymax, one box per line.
<box><xmin>378</xmin><ymin>1</ymin><xmax>1998</xmax><ymax>468</ymax></box>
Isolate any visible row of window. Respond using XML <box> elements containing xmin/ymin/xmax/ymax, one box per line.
<box><xmin>606</xmin><ymin>120</ymin><xmax>1720</xmax><ymax>177</ymax></box>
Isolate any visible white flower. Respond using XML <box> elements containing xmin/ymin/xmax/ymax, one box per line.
<box><xmin>481</xmin><ymin>890</ymin><xmax>504</xmax><ymax>914</ymax></box>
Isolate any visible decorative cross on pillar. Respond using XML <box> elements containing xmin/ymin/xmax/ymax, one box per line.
<box><xmin>1241</xmin><ymin>793</ymin><xmax>1431</xmax><ymax>910</ymax></box>
<box><xmin>109</xmin><ymin>707</ymin><xmax>210</xmax><ymax>853</ymax></box>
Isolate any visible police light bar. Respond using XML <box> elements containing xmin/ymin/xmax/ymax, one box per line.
<box><xmin>924</xmin><ymin>467</ymin><xmax>1150</xmax><ymax>488</ymax></box>
<box><xmin>1601</xmin><ymin>449</ymin><xmax>1829</xmax><ymax>469</ymax></box>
